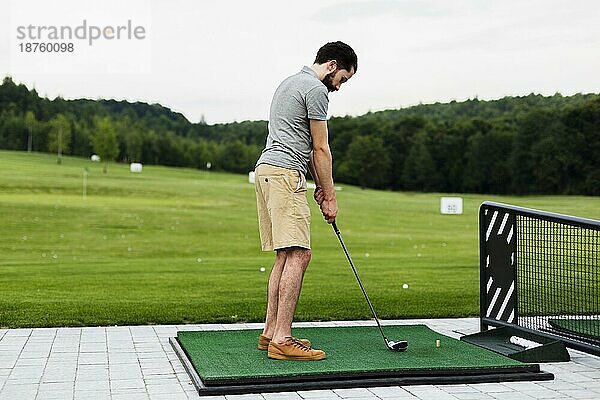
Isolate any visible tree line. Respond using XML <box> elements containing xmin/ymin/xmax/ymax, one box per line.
<box><xmin>0</xmin><ymin>76</ymin><xmax>598</xmax><ymax>195</ymax></box>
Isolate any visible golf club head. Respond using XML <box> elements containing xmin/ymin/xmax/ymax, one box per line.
<box><xmin>386</xmin><ymin>339</ymin><xmax>408</xmax><ymax>352</ymax></box>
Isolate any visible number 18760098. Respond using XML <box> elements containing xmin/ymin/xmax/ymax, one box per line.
<box><xmin>19</xmin><ymin>42</ymin><xmax>74</xmax><ymax>52</ymax></box>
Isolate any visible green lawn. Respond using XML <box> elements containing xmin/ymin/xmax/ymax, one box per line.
<box><xmin>1</xmin><ymin>150</ymin><xmax>598</xmax><ymax>328</ymax></box>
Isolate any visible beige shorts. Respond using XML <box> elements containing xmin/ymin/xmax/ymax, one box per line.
<box><xmin>255</xmin><ymin>163</ymin><xmax>310</xmax><ymax>251</ymax></box>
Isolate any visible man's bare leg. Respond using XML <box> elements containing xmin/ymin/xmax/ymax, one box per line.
<box><xmin>262</xmin><ymin>250</ymin><xmax>287</xmax><ymax>338</ymax></box>
<box><xmin>271</xmin><ymin>247</ymin><xmax>311</xmax><ymax>343</ymax></box>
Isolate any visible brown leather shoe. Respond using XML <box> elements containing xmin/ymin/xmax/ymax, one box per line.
<box><xmin>258</xmin><ymin>334</ymin><xmax>311</xmax><ymax>351</ymax></box>
<box><xmin>267</xmin><ymin>337</ymin><xmax>326</xmax><ymax>361</ymax></box>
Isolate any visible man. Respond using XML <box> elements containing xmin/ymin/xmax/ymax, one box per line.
<box><xmin>254</xmin><ymin>41</ymin><xmax>357</xmax><ymax>361</ymax></box>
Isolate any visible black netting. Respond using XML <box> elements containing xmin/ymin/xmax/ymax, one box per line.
<box><xmin>516</xmin><ymin>216</ymin><xmax>600</xmax><ymax>345</ymax></box>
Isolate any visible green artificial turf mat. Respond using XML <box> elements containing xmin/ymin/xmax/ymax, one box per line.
<box><xmin>177</xmin><ymin>325</ymin><xmax>533</xmax><ymax>385</ymax></box>
<box><xmin>549</xmin><ymin>319</ymin><xmax>600</xmax><ymax>340</ymax></box>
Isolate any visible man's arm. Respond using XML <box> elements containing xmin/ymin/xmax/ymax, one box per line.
<box><xmin>310</xmin><ymin>119</ymin><xmax>337</xmax><ymax>223</ymax></box>
<box><xmin>308</xmin><ymin>151</ymin><xmax>325</xmax><ymax>205</ymax></box>
<box><xmin>308</xmin><ymin>151</ymin><xmax>321</xmax><ymax>187</ymax></box>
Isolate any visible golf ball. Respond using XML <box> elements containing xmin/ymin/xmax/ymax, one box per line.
<box><xmin>260</xmin><ymin>267</ymin><xmax>266</xmax><ymax>272</ymax></box>
<box><xmin>402</xmin><ymin>284</ymin><xmax>409</xmax><ymax>289</ymax></box>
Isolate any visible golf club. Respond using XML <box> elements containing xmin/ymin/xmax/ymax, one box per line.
<box><xmin>332</xmin><ymin>221</ymin><xmax>408</xmax><ymax>352</ymax></box>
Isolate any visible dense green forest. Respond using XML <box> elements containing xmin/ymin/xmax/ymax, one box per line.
<box><xmin>0</xmin><ymin>76</ymin><xmax>598</xmax><ymax>195</ymax></box>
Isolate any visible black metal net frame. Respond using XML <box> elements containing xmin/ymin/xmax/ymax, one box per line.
<box><xmin>479</xmin><ymin>201</ymin><xmax>600</xmax><ymax>356</ymax></box>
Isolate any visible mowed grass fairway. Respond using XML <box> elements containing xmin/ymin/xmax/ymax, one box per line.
<box><xmin>1</xmin><ymin>150</ymin><xmax>598</xmax><ymax>328</ymax></box>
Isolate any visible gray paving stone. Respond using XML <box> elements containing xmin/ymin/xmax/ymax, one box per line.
<box><xmin>450</xmin><ymin>393</ymin><xmax>495</xmax><ymax>400</ymax></box>
<box><xmin>224</xmin><ymin>395</ymin><xmax>266</xmax><ymax>400</ymax></box>
<box><xmin>501</xmin><ymin>381</ymin><xmax>545</xmax><ymax>391</ymax></box>
<box><xmin>110</xmin><ymin>387</ymin><xmax>148</xmax><ymax>396</ymax></box>
<box><xmin>74</xmin><ymin>379</ymin><xmax>110</xmax><ymax>391</ymax></box>
<box><xmin>0</xmin><ymin>319</ymin><xmax>597</xmax><ymax>400</ymax></box>
<box><xmin>438</xmin><ymin>384</ymin><xmax>481</xmax><ymax>394</ymax></box>
<box><xmin>78</xmin><ymin>352</ymin><xmax>108</xmax><ymax>365</ymax></box>
<box><xmin>76</xmin><ymin>371</ymin><xmax>109</xmax><ymax>382</ymax></box>
<box><xmin>112</xmin><ymin>393</ymin><xmax>150</xmax><ymax>400</ymax></box>
<box><xmin>20</xmin><ymin>350</ymin><xmax>51</xmax><ymax>359</ymax></box>
<box><xmin>80</xmin><ymin>341</ymin><xmax>106</xmax><ymax>353</ymax></box>
<box><xmin>261</xmin><ymin>391</ymin><xmax>303</xmax><ymax>399</ymax></box>
<box><xmin>14</xmin><ymin>357</ymin><xmax>48</xmax><ymax>367</ymax></box>
<box><xmin>80</xmin><ymin>336</ymin><xmax>106</xmax><ymax>344</ymax></box>
<box><xmin>557</xmin><ymin>389</ymin><xmax>599</xmax><ymax>398</ymax></box>
<box><xmin>138</xmin><ymin>351</ymin><xmax>169</xmax><ymax>360</ymax></box>
<box><xmin>76</xmin><ymin>364</ymin><xmax>109</xmax><ymax>375</ymax></box>
<box><xmin>50</xmin><ymin>343</ymin><xmax>79</xmax><ymax>351</ymax></box>
<box><xmin>110</xmin><ymin>366</ymin><xmax>144</xmax><ymax>380</ymax></box>
<box><xmin>140</xmin><ymin>359</ymin><xmax>173</xmax><ymax>369</ymax></box>
<box><xmin>146</xmin><ymin>382</ymin><xmax>187</xmax><ymax>395</ymax></box>
<box><xmin>3</xmin><ymin>328</ymin><xmax>32</xmax><ymax>337</ymax></box>
<box><xmin>0</xmin><ymin>357</ymin><xmax>18</xmax><ymax>368</ymax></box>
<box><xmin>558</xmin><ymin>371</ymin><xmax>597</xmax><ymax>383</ymax></box>
<box><xmin>185</xmin><ymin>391</ymin><xmax>203</xmax><ymax>399</ymax></box>
<box><xmin>108</xmin><ymin>331</ymin><xmax>134</xmax><ymax>338</ymax></box>
<box><xmin>136</xmin><ymin>342</ymin><xmax>164</xmax><ymax>350</ymax></box>
<box><xmin>8</xmin><ymin>365</ymin><xmax>45</xmax><ymax>380</ymax></box>
<box><xmin>143</xmin><ymin>367</ymin><xmax>176</xmax><ymax>377</ymax></box>
<box><xmin>5</xmin><ymin>377</ymin><xmax>40</xmax><ymax>385</ymax></box>
<box><xmin>149</xmin><ymin>392</ymin><xmax>188</xmax><ymax>400</ymax></box>
<box><xmin>37</xmin><ymin>382</ymin><xmax>74</xmax><ymax>399</ymax></box>
<box><xmin>404</xmin><ymin>386</ymin><xmax>459</xmax><ymax>400</ymax></box>
<box><xmin>108</xmin><ymin>338</ymin><xmax>136</xmax><ymax>347</ymax></box>
<box><xmin>297</xmin><ymin>388</ymin><xmax>341</xmax><ymax>398</ymax></box>
<box><xmin>74</xmin><ymin>389</ymin><xmax>111</xmax><ymax>400</ymax></box>
<box><xmin>109</xmin><ymin>351</ymin><xmax>138</xmax><ymax>364</ymax></box>
<box><xmin>333</xmin><ymin>398</ymin><xmax>383</xmax><ymax>400</ymax></box>
<box><xmin>584</xmin><ymin>380</ymin><xmax>600</xmax><ymax>389</ymax></box>
<box><xmin>186</xmin><ymin>391</ymin><xmax>220</xmax><ymax>400</ymax></box>
<box><xmin>368</xmin><ymin>386</ymin><xmax>414</xmax><ymax>398</ymax></box>
<box><xmin>334</xmin><ymin>387</ymin><xmax>379</xmax><ymax>398</ymax></box>
<box><xmin>518</xmin><ymin>387</ymin><xmax>567</xmax><ymax>399</ymax></box>
<box><xmin>467</xmin><ymin>383</ymin><xmax>513</xmax><ymax>393</ymax></box>
<box><xmin>561</xmin><ymin>362</ymin><xmax>599</xmax><ymax>373</ymax></box>
<box><xmin>36</xmin><ymin>390</ymin><xmax>75</xmax><ymax>399</ymax></box>
<box><xmin>0</xmin><ymin>383</ymin><xmax>38</xmax><ymax>399</ymax></box>
<box><xmin>538</xmin><ymin>379</ymin><xmax>585</xmax><ymax>391</ymax></box>
<box><xmin>41</xmin><ymin>363</ymin><xmax>77</xmax><ymax>382</ymax></box>
<box><xmin>489</xmin><ymin>392</ymin><xmax>535</xmax><ymax>400</ymax></box>
<box><xmin>48</xmin><ymin>352</ymin><xmax>78</xmax><ymax>363</ymax></box>
<box><xmin>111</xmin><ymin>378</ymin><xmax>146</xmax><ymax>390</ymax></box>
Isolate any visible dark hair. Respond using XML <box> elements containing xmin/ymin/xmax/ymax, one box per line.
<box><xmin>314</xmin><ymin>41</ymin><xmax>358</xmax><ymax>73</ymax></box>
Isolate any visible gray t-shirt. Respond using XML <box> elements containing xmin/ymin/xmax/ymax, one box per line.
<box><xmin>256</xmin><ymin>66</ymin><xmax>329</xmax><ymax>174</ymax></box>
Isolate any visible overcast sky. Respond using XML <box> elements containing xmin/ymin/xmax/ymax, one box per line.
<box><xmin>2</xmin><ymin>0</ymin><xmax>599</xmax><ymax>124</ymax></box>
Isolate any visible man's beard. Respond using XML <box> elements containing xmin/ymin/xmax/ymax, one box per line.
<box><xmin>322</xmin><ymin>70</ymin><xmax>337</xmax><ymax>92</ymax></box>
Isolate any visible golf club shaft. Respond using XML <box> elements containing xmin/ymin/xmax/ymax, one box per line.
<box><xmin>332</xmin><ymin>221</ymin><xmax>388</xmax><ymax>342</ymax></box>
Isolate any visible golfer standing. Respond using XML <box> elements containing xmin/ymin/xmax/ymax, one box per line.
<box><xmin>254</xmin><ymin>42</ymin><xmax>357</xmax><ymax>361</ymax></box>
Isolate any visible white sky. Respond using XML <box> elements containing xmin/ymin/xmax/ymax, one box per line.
<box><xmin>2</xmin><ymin>0</ymin><xmax>600</xmax><ymax>124</ymax></box>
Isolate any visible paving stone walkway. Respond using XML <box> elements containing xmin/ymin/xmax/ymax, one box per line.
<box><xmin>0</xmin><ymin>318</ymin><xmax>598</xmax><ymax>399</ymax></box>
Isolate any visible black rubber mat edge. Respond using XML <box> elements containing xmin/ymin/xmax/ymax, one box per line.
<box><xmin>206</xmin><ymin>364</ymin><xmax>543</xmax><ymax>386</ymax></box>
<box><xmin>170</xmin><ymin>337</ymin><xmax>554</xmax><ymax>397</ymax></box>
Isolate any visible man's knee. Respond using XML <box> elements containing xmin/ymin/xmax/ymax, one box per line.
<box><xmin>298</xmin><ymin>248</ymin><xmax>311</xmax><ymax>265</ymax></box>
<box><xmin>284</xmin><ymin>247</ymin><xmax>311</xmax><ymax>267</ymax></box>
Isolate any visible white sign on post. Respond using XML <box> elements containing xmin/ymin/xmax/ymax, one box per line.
<box><xmin>440</xmin><ymin>197</ymin><xmax>463</xmax><ymax>214</ymax></box>
<box><xmin>130</xmin><ymin>163</ymin><xmax>143</xmax><ymax>173</ymax></box>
